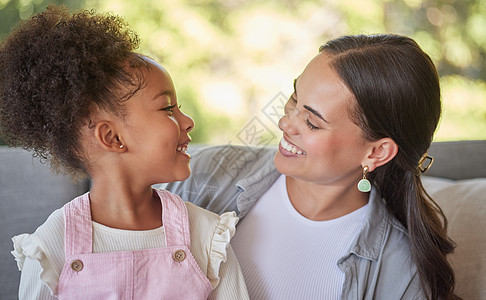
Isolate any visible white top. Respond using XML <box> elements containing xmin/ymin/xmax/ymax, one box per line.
<box><xmin>12</xmin><ymin>199</ymin><xmax>248</xmax><ymax>300</ymax></box>
<box><xmin>231</xmin><ymin>175</ymin><xmax>368</xmax><ymax>300</ymax></box>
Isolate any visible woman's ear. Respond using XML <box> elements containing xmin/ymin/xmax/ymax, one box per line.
<box><xmin>94</xmin><ymin>121</ymin><xmax>125</xmax><ymax>152</ymax></box>
<box><xmin>363</xmin><ymin>138</ymin><xmax>398</xmax><ymax>171</ymax></box>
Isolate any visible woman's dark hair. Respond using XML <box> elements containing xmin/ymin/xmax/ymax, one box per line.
<box><xmin>320</xmin><ymin>34</ymin><xmax>458</xmax><ymax>299</ymax></box>
<box><xmin>0</xmin><ymin>5</ymin><xmax>146</xmax><ymax>177</ymax></box>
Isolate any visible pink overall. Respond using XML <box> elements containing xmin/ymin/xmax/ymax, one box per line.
<box><xmin>57</xmin><ymin>190</ymin><xmax>212</xmax><ymax>299</ymax></box>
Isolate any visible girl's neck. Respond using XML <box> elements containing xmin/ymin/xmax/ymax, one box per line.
<box><xmin>285</xmin><ymin>175</ymin><xmax>369</xmax><ymax>221</ymax></box>
<box><xmin>88</xmin><ymin>178</ymin><xmax>163</xmax><ymax>230</ymax></box>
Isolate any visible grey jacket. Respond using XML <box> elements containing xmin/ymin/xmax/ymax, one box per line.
<box><xmin>164</xmin><ymin>145</ymin><xmax>425</xmax><ymax>299</ymax></box>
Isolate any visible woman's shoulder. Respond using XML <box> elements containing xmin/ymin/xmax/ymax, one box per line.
<box><xmin>361</xmin><ymin>190</ymin><xmax>413</xmax><ymax>260</ymax></box>
<box><xmin>383</xmin><ymin>216</ymin><xmax>413</xmax><ymax>257</ymax></box>
<box><xmin>379</xmin><ymin>200</ymin><xmax>411</xmax><ymax>247</ymax></box>
<box><xmin>373</xmin><ymin>203</ymin><xmax>416</xmax><ymax>271</ymax></box>
<box><xmin>345</xmin><ymin>197</ymin><xmax>423</xmax><ymax>298</ymax></box>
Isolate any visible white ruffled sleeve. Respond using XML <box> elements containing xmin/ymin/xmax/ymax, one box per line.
<box><xmin>12</xmin><ymin>234</ymin><xmax>30</xmax><ymax>270</ymax></box>
<box><xmin>185</xmin><ymin>202</ymin><xmax>249</xmax><ymax>299</ymax></box>
<box><xmin>207</xmin><ymin>211</ymin><xmax>238</xmax><ymax>288</ymax></box>
<box><xmin>12</xmin><ymin>233</ymin><xmax>58</xmax><ymax>298</ymax></box>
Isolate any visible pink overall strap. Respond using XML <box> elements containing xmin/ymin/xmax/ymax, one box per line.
<box><xmin>155</xmin><ymin>189</ymin><xmax>191</xmax><ymax>248</ymax></box>
<box><xmin>63</xmin><ymin>193</ymin><xmax>93</xmax><ymax>257</ymax></box>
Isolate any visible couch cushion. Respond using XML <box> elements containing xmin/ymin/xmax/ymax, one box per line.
<box><xmin>423</xmin><ymin>176</ymin><xmax>486</xmax><ymax>299</ymax></box>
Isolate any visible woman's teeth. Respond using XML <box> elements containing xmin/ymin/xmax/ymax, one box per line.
<box><xmin>280</xmin><ymin>138</ymin><xmax>305</xmax><ymax>155</ymax></box>
<box><xmin>177</xmin><ymin>146</ymin><xmax>188</xmax><ymax>153</ymax></box>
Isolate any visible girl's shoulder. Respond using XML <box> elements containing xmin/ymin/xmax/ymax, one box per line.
<box><xmin>12</xmin><ymin>207</ymin><xmax>65</xmax><ymax>264</ymax></box>
<box><xmin>13</xmin><ymin>207</ymin><xmax>65</xmax><ymax>255</ymax></box>
<box><xmin>11</xmin><ymin>207</ymin><xmax>65</xmax><ymax>295</ymax></box>
<box><xmin>155</xmin><ymin>188</ymin><xmax>238</xmax><ymax>231</ymax></box>
<box><xmin>184</xmin><ymin>202</ymin><xmax>239</xmax><ymax>289</ymax></box>
<box><xmin>34</xmin><ymin>207</ymin><xmax>65</xmax><ymax>239</ymax></box>
<box><xmin>186</xmin><ymin>202</ymin><xmax>221</xmax><ymax>224</ymax></box>
<box><xmin>185</xmin><ymin>202</ymin><xmax>238</xmax><ymax>241</ymax></box>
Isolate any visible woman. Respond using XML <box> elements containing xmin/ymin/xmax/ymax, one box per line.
<box><xmin>165</xmin><ymin>34</ymin><xmax>458</xmax><ymax>299</ymax></box>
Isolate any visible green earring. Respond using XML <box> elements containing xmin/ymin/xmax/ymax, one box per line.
<box><xmin>357</xmin><ymin>166</ymin><xmax>371</xmax><ymax>192</ymax></box>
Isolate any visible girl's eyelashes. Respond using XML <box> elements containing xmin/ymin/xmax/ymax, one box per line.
<box><xmin>305</xmin><ymin>119</ymin><xmax>319</xmax><ymax>130</ymax></box>
<box><xmin>161</xmin><ymin>104</ymin><xmax>177</xmax><ymax>113</ymax></box>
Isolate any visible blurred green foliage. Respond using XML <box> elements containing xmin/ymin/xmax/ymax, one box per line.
<box><xmin>1</xmin><ymin>0</ymin><xmax>485</xmax><ymax>146</ymax></box>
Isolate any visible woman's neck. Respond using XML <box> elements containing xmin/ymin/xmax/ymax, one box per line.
<box><xmin>285</xmin><ymin>175</ymin><xmax>369</xmax><ymax>221</ymax></box>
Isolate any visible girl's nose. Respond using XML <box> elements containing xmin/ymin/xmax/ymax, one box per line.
<box><xmin>180</xmin><ymin>113</ymin><xmax>194</xmax><ymax>133</ymax></box>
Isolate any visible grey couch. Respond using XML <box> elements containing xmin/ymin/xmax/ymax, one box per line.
<box><xmin>1</xmin><ymin>141</ymin><xmax>485</xmax><ymax>299</ymax></box>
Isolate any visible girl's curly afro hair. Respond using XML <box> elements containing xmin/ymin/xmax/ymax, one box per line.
<box><xmin>0</xmin><ymin>5</ymin><xmax>143</xmax><ymax>177</ymax></box>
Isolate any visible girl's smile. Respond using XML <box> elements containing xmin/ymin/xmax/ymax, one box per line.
<box><xmin>118</xmin><ymin>57</ymin><xmax>195</xmax><ymax>185</ymax></box>
<box><xmin>176</xmin><ymin>141</ymin><xmax>191</xmax><ymax>158</ymax></box>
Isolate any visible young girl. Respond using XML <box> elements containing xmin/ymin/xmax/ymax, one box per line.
<box><xmin>0</xmin><ymin>5</ymin><xmax>248</xmax><ymax>299</ymax></box>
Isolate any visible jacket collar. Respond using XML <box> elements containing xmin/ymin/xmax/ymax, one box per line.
<box><xmin>235</xmin><ymin>148</ymin><xmax>281</xmax><ymax>218</ymax></box>
<box><xmin>346</xmin><ymin>187</ymin><xmax>406</xmax><ymax>261</ymax></box>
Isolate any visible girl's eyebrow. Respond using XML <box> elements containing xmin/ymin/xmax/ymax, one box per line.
<box><xmin>152</xmin><ymin>90</ymin><xmax>173</xmax><ymax>101</ymax></box>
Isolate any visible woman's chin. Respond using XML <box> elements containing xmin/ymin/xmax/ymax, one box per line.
<box><xmin>273</xmin><ymin>152</ymin><xmax>291</xmax><ymax>176</ymax></box>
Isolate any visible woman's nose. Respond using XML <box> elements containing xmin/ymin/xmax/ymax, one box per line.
<box><xmin>278</xmin><ymin>109</ymin><xmax>299</xmax><ymax>135</ymax></box>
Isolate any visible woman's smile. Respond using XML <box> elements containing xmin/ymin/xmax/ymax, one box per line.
<box><xmin>278</xmin><ymin>137</ymin><xmax>306</xmax><ymax>156</ymax></box>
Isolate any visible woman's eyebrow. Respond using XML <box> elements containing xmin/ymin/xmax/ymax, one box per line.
<box><xmin>303</xmin><ymin>105</ymin><xmax>328</xmax><ymax>123</ymax></box>
<box><xmin>294</xmin><ymin>77</ymin><xmax>328</xmax><ymax>123</ymax></box>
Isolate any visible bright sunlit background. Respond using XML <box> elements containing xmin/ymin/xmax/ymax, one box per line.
<box><xmin>1</xmin><ymin>0</ymin><xmax>485</xmax><ymax>147</ymax></box>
